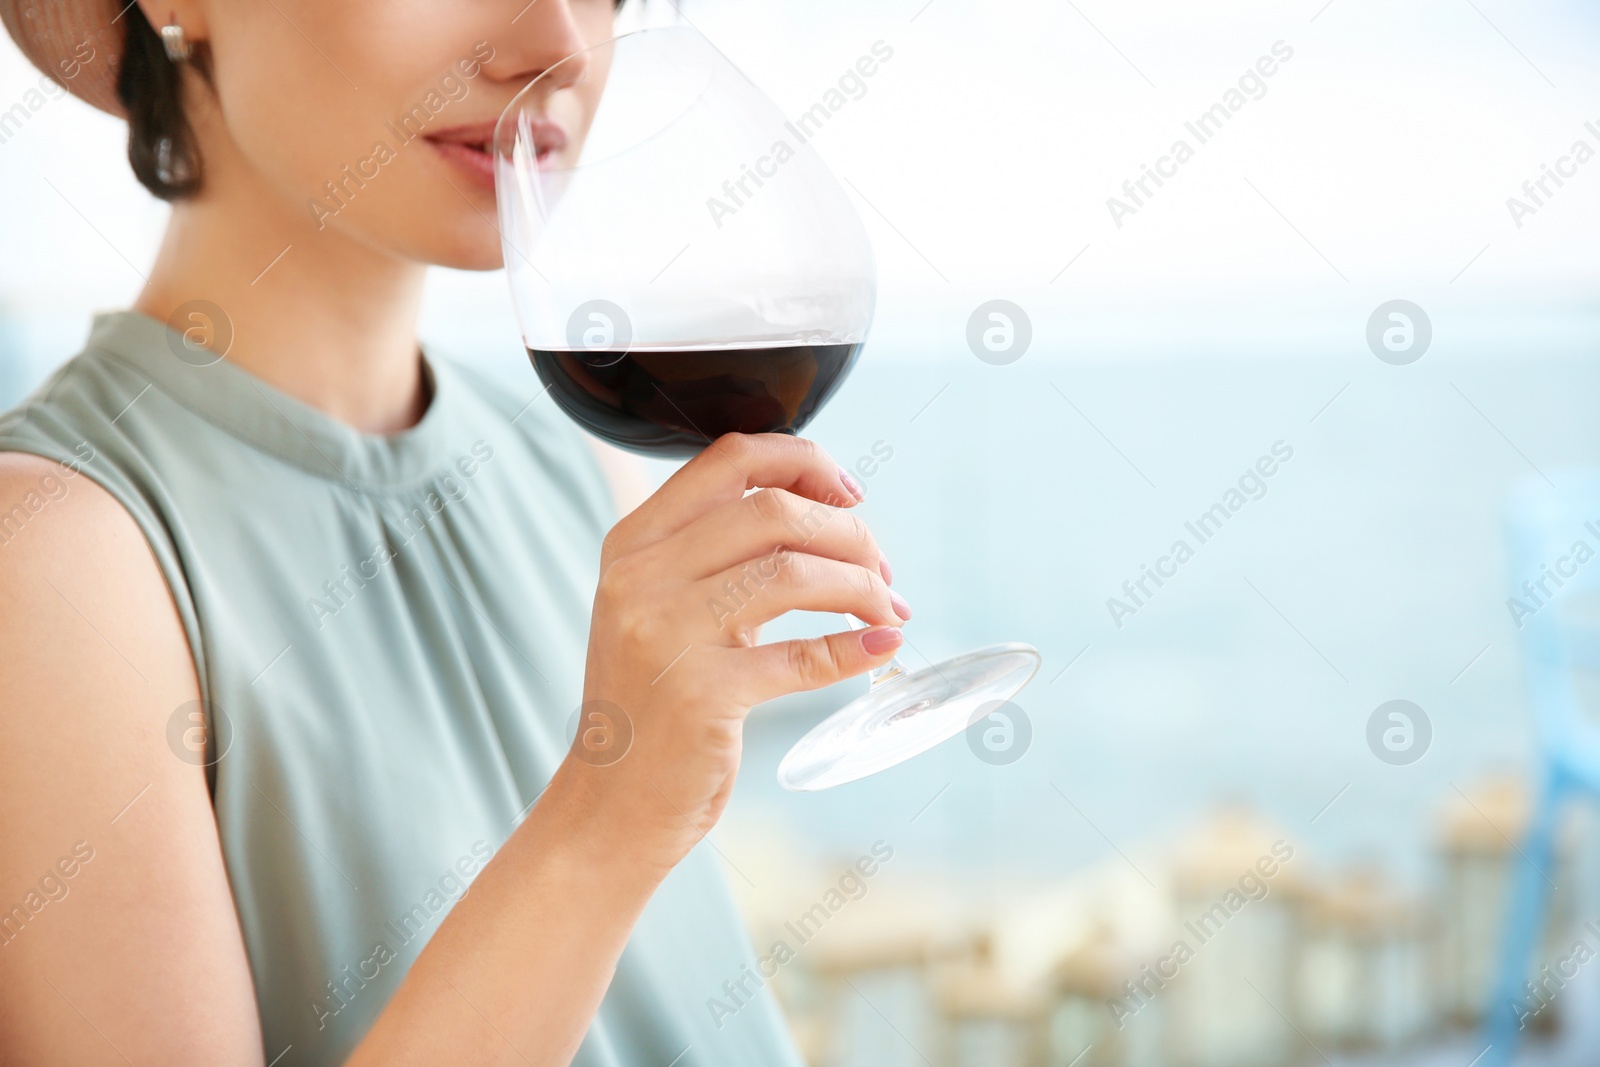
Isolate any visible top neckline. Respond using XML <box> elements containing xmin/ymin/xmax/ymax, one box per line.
<box><xmin>85</xmin><ymin>309</ymin><xmax>470</xmax><ymax>492</ymax></box>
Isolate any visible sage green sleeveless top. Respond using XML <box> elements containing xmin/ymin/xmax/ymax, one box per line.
<box><xmin>0</xmin><ymin>311</ymin><xmax>802</xmax><ymax>1067</ymax></box>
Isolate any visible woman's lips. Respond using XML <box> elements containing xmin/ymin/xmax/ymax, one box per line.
<box><xmin>424</xmin><ymin>116</ymin><xmax>568</xmax><ymax>192</ymax></box>
<box><xmin>427</xmin><ymin>139</ymin><xmax>497</xmax><ymax>191</ymax></box>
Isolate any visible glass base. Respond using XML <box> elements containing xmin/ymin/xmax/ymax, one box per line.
<box><xmin>776</xmin><ymin>642</ymin><xmax>1042</xmax><ymax>792</ymax></box>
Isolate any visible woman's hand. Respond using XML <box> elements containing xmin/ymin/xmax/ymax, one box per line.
<box><xmin>567</xmin><ymin>432</ymin><xmax>909</xmax><ymax>873</ymax></box>
<box><xmin>358</xmin><ymin>434</ymin><xmax>910</xmax><ymax>1064</ymax></box>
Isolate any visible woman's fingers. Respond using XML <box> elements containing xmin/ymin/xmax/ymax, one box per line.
<box><xmin>606</xmin><ymin>434</ymin><xmax>862</xmax><ymax>557</ymax></box>
<box><xmin>731</xmin><ymin>625</ymin><xmax>905</xmax><ymax>706</ymax></box>
<box><xmin>659</xmin><ymin>487</ymin><xmax>884</xmax><ymax>582</ymax></box>
<box><xmin>698</xmin><ymin>553</ymin><xmax>908</xmax><ymax>638</ymax></box>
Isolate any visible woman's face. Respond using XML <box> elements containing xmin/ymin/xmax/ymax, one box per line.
<box><xmin>167</xmin><ymin>0</ymin><xmax>617</xmax><ymax>270</ymax></box>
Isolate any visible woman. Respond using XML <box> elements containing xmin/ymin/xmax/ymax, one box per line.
<box><xmin>0</xmin><ymin>1</ymin><xmax>909</xmax><ymax>1063</ymax></box>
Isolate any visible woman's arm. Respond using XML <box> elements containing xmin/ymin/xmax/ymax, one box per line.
<box><xmin>345</xmin><ymin>757</ymin><xmax>664</xmax><ymax>1064</ymax></box>
<box><xmin>0</xmin><ymin>432</ymin><xmax>903</xmax><ymax>1065</ymax></box>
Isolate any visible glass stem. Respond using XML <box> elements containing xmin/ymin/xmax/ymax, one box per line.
<box><xmin>846</xmin><ymin>615</ymin><xmax>909</xmax><ymax>689</ymax></box>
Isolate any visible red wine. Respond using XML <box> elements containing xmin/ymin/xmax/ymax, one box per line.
<box><xmin>527</xmin><ymin>343</ymin><xmax>862</xmax><ymax>457</ymax></box>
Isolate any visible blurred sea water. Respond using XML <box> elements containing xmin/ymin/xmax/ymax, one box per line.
<box><xmin>709</xmin><ymin>307</ymin><xmax>1600</xmax><ymax>908</ymax></box>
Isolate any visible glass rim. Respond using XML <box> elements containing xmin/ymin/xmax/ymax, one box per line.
<box><xmin>492</xmin><ymin>24</ymin><xmax>706</xmax><ymax>166</ymax></box>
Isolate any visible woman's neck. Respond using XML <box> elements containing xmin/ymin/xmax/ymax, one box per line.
<box><xmin>134</xmin><ymin>179</ymin><xmax>432</xmax><ymax>437</ymax></box>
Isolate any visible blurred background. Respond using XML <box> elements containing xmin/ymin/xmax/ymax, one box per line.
<box><xmin>5</xmin><ymin>0</ymin><xmax>1600</xmax><ymax>1064</ymax></box>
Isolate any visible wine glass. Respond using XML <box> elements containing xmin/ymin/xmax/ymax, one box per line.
<box><xmin>495</xmin><ymin>25</ymin><xmax>1040</xmax><ymax>791</ymax></box>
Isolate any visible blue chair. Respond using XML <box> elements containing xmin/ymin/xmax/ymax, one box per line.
<box><xmin>1482</xmin><ymin>467</ymin><xmax>1600</xmax><ymax>1065</ymax></box>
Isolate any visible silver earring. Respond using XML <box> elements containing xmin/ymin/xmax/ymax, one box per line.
<box><xmin>161</xmin><ymin>14</ymin><xmax>191</xmax><ymax>62</ymax></box>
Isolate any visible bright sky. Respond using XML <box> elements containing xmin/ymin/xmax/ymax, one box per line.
<box><xmin>2</xmin><ymin>0</ymin><xmax>1596</xmax><ymax>353</ymax></box>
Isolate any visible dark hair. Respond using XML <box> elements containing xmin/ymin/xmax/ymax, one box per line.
<box><xmin>113</xmin><ymin>0</ymin><xmax>629</xmax><ymax>202</ymax></box>
<box><xmin>116</xmin><ymin>7</ymin><xmax>211</xmax><ymax>201</ymax></box>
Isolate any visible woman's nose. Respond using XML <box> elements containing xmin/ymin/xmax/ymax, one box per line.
<box><xmin>483</xmin><ymin>0</ymin><xmax>592</xmax><ymax>92</ymax></box>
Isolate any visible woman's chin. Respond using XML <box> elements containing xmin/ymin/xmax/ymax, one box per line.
<box><xmin>432</xmin><ymin>240</ymin><xmax>506</xmax><ymax>273</ymax></box>
<box><xmin>409</xmin><ymin>209</ymin><xmax>506</xmax><ymax>271</ymax></box>
<box><xmin>350</xmin><ymin>218</ymin><xmax>505</xmax><ymax>272</ymax></box>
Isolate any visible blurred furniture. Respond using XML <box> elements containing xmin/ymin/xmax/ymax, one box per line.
<box><xmin>1166</xmin><ymin>807</ymin><xmax>1304</xmax><ymax>1067</ymax></box>
<box><xmin>812</xmin><ymin>923</ymin><xmax>952</xmax><ymax>1067</ymax></box>
<box><xmin>1435</xmin><ymin>777</ymin><xmax>1554</xmax><ymax>1028</ymax></box>
<box><xmin>1481</xmin><ymin>469</ymin><xmax>1600</xmax><ymax>1066</ymax></box>
<box><xmin>935</xmin><ymin>934</ymin><xmax>1046</xmax><ymax>1067</ymax></box>
<box><xmin>1046</xmin><ymin>924</ymin><xmax>1139</xmax><ymax>1067</ymax></box>
<box><xmin>1298</xmin><ymin>867</ymin><xmax>1431</xmax><ymax>1051</ymax></box>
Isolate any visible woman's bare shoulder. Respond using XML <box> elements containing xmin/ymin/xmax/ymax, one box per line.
<box><xmin>0</xmin><ymin>451</ymin><xmax>182</xmax><ymax>628</ymax></box>
<box><xmin>0</xmin><ymin>450</ymin><xmax>264</xmax><ymax>1063</ymax></box>
<box><xmin>0</xmin><ymin>450</ymin><xmax>140</xmax><ymax>548</ymax></box>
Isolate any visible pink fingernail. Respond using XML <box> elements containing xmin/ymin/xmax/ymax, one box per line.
<box><xmin>889</xmin><ymin>590</ymin><xmax>912</xmax><ymax>620</ymax></box>
<box><xmin>861</xmin><ymin>626</ymin><xmax>903</xmax><ymax>655</ymax></box>
<box><xmin>879</xmin><ymin>553</ymin><xmax>893</xmax><ymax>585</ymax></box>
<box><xmin>839</xmin><ymin>467</ymin><xmax>865</xmax><ymax>502</ymax></box>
